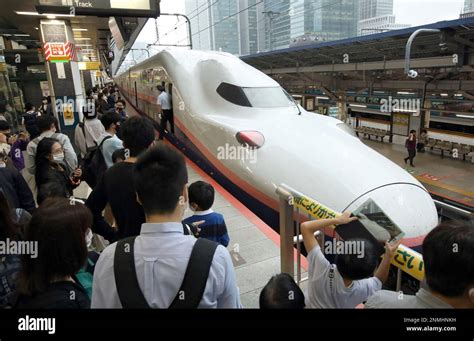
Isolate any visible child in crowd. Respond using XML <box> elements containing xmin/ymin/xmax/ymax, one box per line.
<box><xmin>301</xmin><ymin>212</ymin><xmax>400</xmax><ymax>308</ymax></box>
<box><xmin>182</xmin><ymin>181</ymin><xmax>230</xmax><ymax>247</ymax></box>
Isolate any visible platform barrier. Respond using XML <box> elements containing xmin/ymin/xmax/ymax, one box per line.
<box><xmin>276</xmin><ymin>184</ymin><xmax>425</xmax><ymax>288</ymax></box>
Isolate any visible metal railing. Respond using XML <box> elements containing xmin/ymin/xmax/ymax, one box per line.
<box><xmin>275</xmin><ymin>184</ymin><xmax>426</xmax><ymax>289</ymax></box>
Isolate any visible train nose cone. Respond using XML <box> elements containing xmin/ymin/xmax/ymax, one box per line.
<box><xmin>344</xmin><ymin>184</ymin><xmax>438</xmax><ymax>247</ymax></box>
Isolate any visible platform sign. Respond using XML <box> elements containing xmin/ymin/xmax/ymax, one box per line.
<box><xmin>281</xmin><ymin>184</ymin><xmax>425</xmax><ymax>281</ymax></box>
<box><xmin>36</xmin><ymin>0</ymin><xmax>160</xmax><ymax>18</ymax></box>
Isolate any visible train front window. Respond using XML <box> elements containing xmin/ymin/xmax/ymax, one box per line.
<box><xmin>217</xmin><ymin>82</ymin><xmax>295</xmax><ymax>108</ymax></box>
<box><xmin>242</xmin><ymin>87</ymin><xmax>295</xmax><ymax>108</ymax></box>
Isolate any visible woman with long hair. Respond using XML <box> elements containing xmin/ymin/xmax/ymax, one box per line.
<box><xmin>34</xmin><ymin>137</ymin><xmax>81</xmax><ymax>201</ymax></box>
<box><xmin>16</xmin><ymin>197</ymin><xmax>91</xmax><ymax>309</ymax></box>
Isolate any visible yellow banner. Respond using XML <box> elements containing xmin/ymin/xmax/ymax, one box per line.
<box><xmin>78</xmin><ymin>62</ymin><xmax>101</xmax><ymax>70</ymax></box>
<box><xmin>281</xmin><ymin>184</ymin><xmax>425</xmax><ymax>281</ymax></box>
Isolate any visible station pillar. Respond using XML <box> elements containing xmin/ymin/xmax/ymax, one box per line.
<box><xmin>39</xmin><ymin>19</ymin><xmax>84</xmax><ymax>144</ymax></box>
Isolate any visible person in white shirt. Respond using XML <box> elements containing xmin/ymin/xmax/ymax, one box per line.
<box><xmin>91</xmin><ymin>143</ymin><xmax>241</xmax><ymax>308</ymax></box>
<box><xmin>301</xmin><ymin>212</ymin><xmax>400</xmax><ymax>308</ymax></box>
<box><xmin>156</xmin><ymin>85</ymin><xmax>174</xmax><ymax>140</ymax></box>
<box><xmin>74</xmin><ymin>109</ymin><xmax>105</xmax><ymax>159</ymax></box>
<box><xmin>366</xmin><ymin>220</ymin><xmax>474</xmax><ymax>309</ymax></box>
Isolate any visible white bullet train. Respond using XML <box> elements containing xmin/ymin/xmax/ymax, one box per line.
<box><xmin>115</xmin><ymin>49</ymin><xmax>438</xmax><ymax>248</ymax></box>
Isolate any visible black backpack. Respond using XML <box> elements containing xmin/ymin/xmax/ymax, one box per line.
<box><xmin>81</xmin><ymin>135</ymin><xmax>112</xmax><ymax>189</ymax></box>
<box><xmin>113</xmin><ymin>233</ymin><xmax>218</xmax><ymax>309</ymax></box>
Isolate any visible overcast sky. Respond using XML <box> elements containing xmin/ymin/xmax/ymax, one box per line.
<box><xmin>128</xmin><ymin>0</ymin><xmax>466</xmax><ymax>62</ymax></box>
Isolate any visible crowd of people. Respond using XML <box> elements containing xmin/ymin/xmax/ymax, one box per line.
<box><xmin>0</xmin><ymin>84</ymin><xmax>472</xmax><ymax>310</ymax></box>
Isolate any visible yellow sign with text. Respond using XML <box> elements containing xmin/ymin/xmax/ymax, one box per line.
<box><xmin>78</xmin><ymin>62</ymin><xmax>101</xmax><ymax>70</ymax></box>
<box><xmin>282</xmin><ymin>184</ymin><xmax>425</xmax><ymax>281</ymax></box>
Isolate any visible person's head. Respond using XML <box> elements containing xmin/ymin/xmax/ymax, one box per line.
<box><xmin>115</xmin><ymin>99</ymin><xmax>126</xmax><ymax>112</ymax></box>
<box><xmin>18</xmin><ymin>197</ymin><xmax>91</xmax><ymax>295</ymax></box>
<box><xmin>335</xmin><ymin>238</ymin><xmax>379</xmax><ymax>281</ymax></box>
<box><xmin>41</xmin><ymin>97</ymin><xmax>48</xmax><ymax>105</ymax></box>
<box><xmin>121</xmin><ymin>116</ymin><xmax>155</xmax><ymax>157</ymax></box>
<box><xmin>37</xmin><ymin>115</ymin><xmax>56</xmax><ymax>133</ymax></box>
<box><xmin>188</xmin><ymin>181</ymin><xmax>214</xmax><ymax>212</ymax></box>
<box><xmin>410</xmin><ymin>130</ymin><xmax>416</xmax><ymax>135</ymax></box>
<box><xmin>133</xmin><ymin>144</ymin><xmax>188</xmax><ymax>218</ymax></box>
<box><xmin>100</xmin><ymin>111</ymin><xmax>121</xmax><ymax>134</ymax></box>
<box><xmin>259</xmin><ymin>273</ymin><xmax>305</xmax><ymax>309</ymax></box>
<box><xmin>25</xmin><ymin>103</ymin><xmax>34</xmax><ymax>112</ymax></box>
<box><xmin>102</xmin><ymin>89</ymin><xmax>109</xmax><ymax>99</ymax></box>
<box><xmin>112</xmin><ymin>148</ymin><xmax>126</xmax><ymax>163</ymax></box>
<box><xmin>35</xmin><ymin>137</ymin><xmax>63</xmax><ymax>166</ymax></box>
<box><xmin>0</xmin><ymin>120</ymin><xmax>11</xmax><ymax>135</ymax></box>
<box><xmin>157</xmin><ymin>85</ymin><xmax>165</xmax><ymax>93</ymax></box>
<box><xmin>37</xmin><ymin>181</ymin><xmax>69</xmax><ymax>205</ymax></box>
<box><xmin>421</xmin><ymin>129</ymin><xmax>428</xmax><ymax>134</ymax></box>
<box><xmin>423</xmin><ymin>221</ymin><xmax>474</xmax><ymax>307</ymax></box>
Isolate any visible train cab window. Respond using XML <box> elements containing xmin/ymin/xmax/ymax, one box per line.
<box><xmin>216</xmin><ymin>83</ymin><xmax>252</xmax><ymax>107</ymax></box>
<box><xmin>217</xmin><ymin>82</ymin><xmax>295</xmax><ymax>108</ymax></box>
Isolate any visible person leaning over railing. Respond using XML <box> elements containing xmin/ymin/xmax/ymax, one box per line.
<box><xmin>365</xmin><ymin>220</ymin><xmax>474</xmax><ymax>309</ymax></box>
<box><xmin>301</xmin><ymin>213</ymin><xmax>400</xmax><ymax>309</ymax></box>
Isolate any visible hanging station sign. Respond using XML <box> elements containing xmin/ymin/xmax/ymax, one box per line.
<box><xmin>36</xmin><ymin>0</ymin><xmax>160</xmax><ymax>18</ymax></box>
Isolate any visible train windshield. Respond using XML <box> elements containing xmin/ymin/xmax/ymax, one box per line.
<box><xmin>217</xmin><ymin>82</ymin><xmax>296</xmax><ymax>108</ymax></box>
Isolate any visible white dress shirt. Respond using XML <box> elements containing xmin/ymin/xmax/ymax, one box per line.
<box><xmin>157</xmin><ymin>92</ymin><xmax>171</xmax><ymax>110</ymax></box>
<box><xmin>91</xmin><ymin>222</ymin><xmax>241</xmax><ymax>308</ymax></box>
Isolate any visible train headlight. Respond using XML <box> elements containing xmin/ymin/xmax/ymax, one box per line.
<box><xmin>236</xmin><ymin>131</ymin><xmax>265</xmax><ymax>149</ymax></box>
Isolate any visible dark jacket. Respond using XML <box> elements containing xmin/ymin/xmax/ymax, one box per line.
<box><xmin>0</xmin><ymin>167</ymin><xmax>35</xmax><ymax>213</ymax></box>
<box><xmin>35</xmin><ymin>163</ymin><xmax>77</xmax><ymax>199</ymax></box>
<box><xmin>406</xmin><ymin>136</ymin><xmax>417</xmax><ymax>151</ymax></box>
<box><xmin>16</xmin><ymin>281</ymin><xmax>90</xmax><ymax>309</ymax></box>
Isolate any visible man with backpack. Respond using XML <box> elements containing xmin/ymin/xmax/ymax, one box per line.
<box><xmin>99</xmin><ymin>112</ymin><xmax>123</xmax><ymax>169</ymax></box>
<box><xmin>85</xmin><ymin>116</ymin><xmax>155</xmax><ymax>242</ymax></box>
<box><xmin>74</xmin><ymin>107</ymin><xmax>105</xmax><ymax>159</ymax></box>
<box><xmin>91</xmin><ymin>143</ymin><xmax>241</xmax><ymax>308</ymax></box>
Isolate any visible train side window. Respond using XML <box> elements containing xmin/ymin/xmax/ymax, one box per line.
<box><xmin>216</xmin><ymin>82</ymin><xmax>252</xmax><ymax>107</ymax></box>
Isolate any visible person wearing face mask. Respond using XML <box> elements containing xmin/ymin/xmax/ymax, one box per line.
<box><xmin>38</xmin><ymin>97</ymin><xmax>52</xmax><ymax>117</ymax></box>
<box><xmin>21</xmin><ymin>103</ymin><xmax>40</xmax><ymax>140</ymax></box>
<box><xmin>99</xmin><ymin>112</ymin><xmax>123</xmax><ymax>169</ymax></box>
<box><xmin>115</xmin><ymin>99</ymin><xmax>128</xmax><ymax>122</ymax></box>
<box><xmin>0</xmin><ymin>121</ymin><xmax>29</xmax><ymax>172</ymax></box>
<box><xmin>34</xmin><ymin>137</ymin><xmax>82</xmax><ymax>203</ymax></box>
<box><xmin>25</xmin><ymin>115</ymin><xmax>77</xmax><ymax>176</ymax></box>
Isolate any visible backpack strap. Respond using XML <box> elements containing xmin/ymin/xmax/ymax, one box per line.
<box><xmin>113</xmin><ymin>236</ymin><xmax>151</xmax><ymax>309</ymax></box>
<box><xmin>98</xmin><ymin>135</ymin><xmax>113</xmax><ymax>151</ymax></box>
<box><xmin>169</xmin><ymin>238</ymin><xmax>219</xmax><ymax>309</ymax></box>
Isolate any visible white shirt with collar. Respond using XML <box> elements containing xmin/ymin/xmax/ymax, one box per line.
<box><xmin>157</xmin><ymin>92</ymin><xmax>171</xmax><ymax>110</ymax></box>
<box><xmin>91</xmin><ymin>222</ymin><xmax>241</xmax><ymax>308</ymax></box>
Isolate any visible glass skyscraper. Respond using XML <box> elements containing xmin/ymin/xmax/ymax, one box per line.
<box><xmin>359</xmin><ymin>0</ymin><xmax>394</xmax><ymax>21</ymax></box>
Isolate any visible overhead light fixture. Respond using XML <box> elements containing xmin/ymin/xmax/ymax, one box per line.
<box><xmin>350</xmin><ymin>104</ymin><xmax>367</xmax><ymax>108</ymax></box>
<box><xmin>454</xmin><ymin>93</ymin><xmax>463</xmax><ymax>97</ymax></box>
<box><xmin>34</xmin><ymin>27</ymin><xmax>39</xmax><ymax>31</ymax></box>
<box><xmin>75</xmin><ymin>37</ymin><xmax>91</xmax><ymax>40</ymax></box>
<box><xmin>316</xmin><ymin>96</ymin><xmax>330</xmax><ymax>100</ymax></box>
<box><xmin>456</xmin><ymin>114</ymin><xmax>474</xmax><ymax>119</ymax></box>
<box><xmin>76</xmin><ymin>44</ymin><xmax>93</xmax><ymax>47</ymax></box>
<box><xmin>73</xmin><ymin>28</ymin><xmax>88</xmax><ymax>31</ymax></box>
<box><xmin>440</xmin><ymin>93</ymin><xmax>449</xmax><ymax>97</ymax></box>
<box><xmin>14</xmin><ymin>34</ymin><xmax>30</xmax><ymax>37</ymax></box>
<box><xmin>47</xmin><ymin>15</ymin><xmax>56</xmax><ymax>19</ymax></box>
<box><xmin>16</xmin><ymin>11</ymin><xmax>74</xmax><ymax>17</ymax></box>
<box><xmin>3</xmin><ymin>34</ymin><xmax>12</xmax><ymax>37</ymax></box>
<box><xmin>397</xmin><ymin>91</ymin><xmax>415</xmax><ymax>95</ymax></box>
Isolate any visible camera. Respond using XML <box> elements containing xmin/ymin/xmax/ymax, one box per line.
<box><xmin>407</xmin><ymin>69</ymin><xmax>418</xmax><ymax>79</ymax></box>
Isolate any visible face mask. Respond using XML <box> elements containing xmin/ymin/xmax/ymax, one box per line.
<box><xmin>85</xmin><ymin>228</ymin><xmax>93</xmax><ymax>249</ymax></box>
<box><xmin>0</xmin><ymin>143</ymin><xmax>11</xmax><ymax>156</ymax></box>
<box><xmin>53</xmin><ymin>153</ymin><xmax>64</xmax><ymax>162</ymax></box>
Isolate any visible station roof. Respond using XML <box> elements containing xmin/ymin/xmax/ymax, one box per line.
<box><xmin>241</xmin><ymin>16</ymin><xmax>474</xmax><ymax>71</ymax></box>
